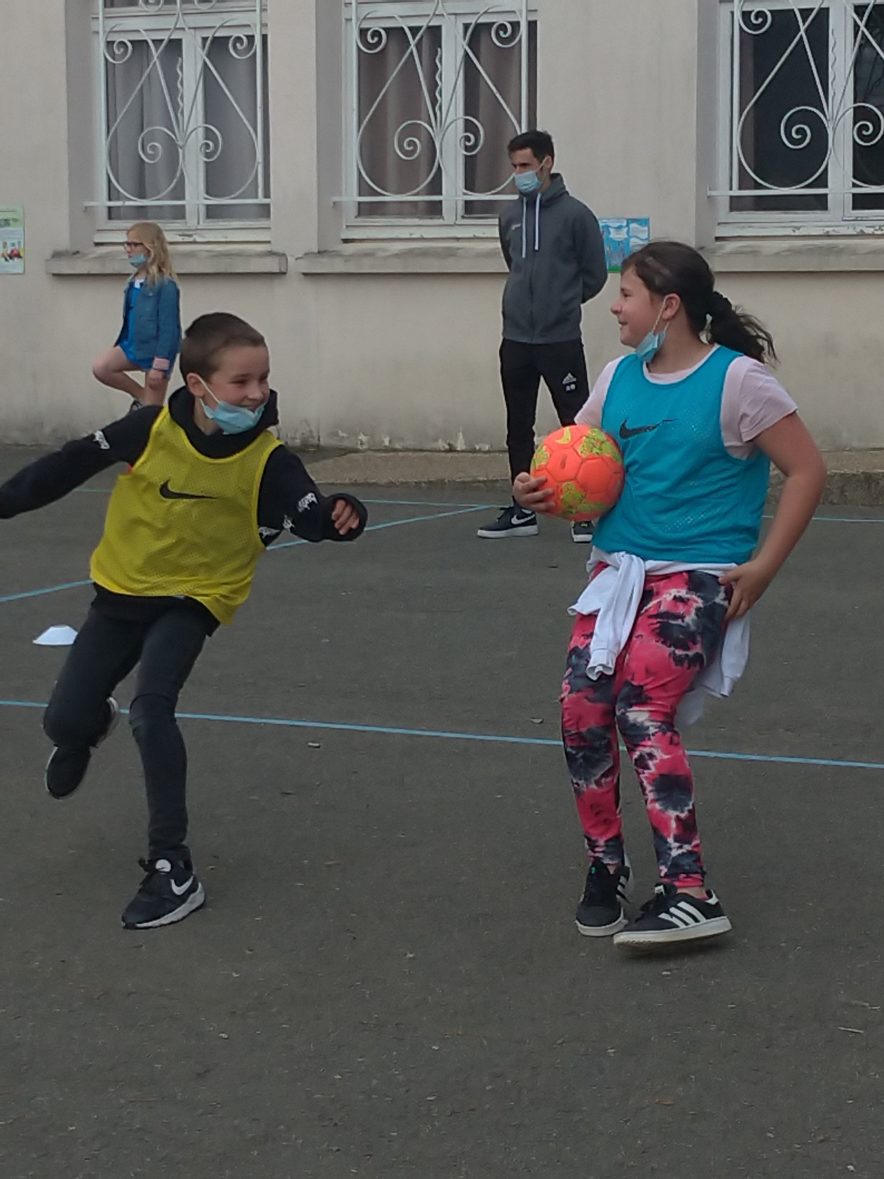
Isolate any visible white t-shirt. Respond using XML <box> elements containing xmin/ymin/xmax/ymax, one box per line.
<box><xmin>575</xmin><ymin>347</ymin><xmax>797</xmax><ymax>459</ymax></box>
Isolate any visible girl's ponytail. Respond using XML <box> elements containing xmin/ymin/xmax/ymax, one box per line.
<box><xmin>707</xmin><ymin>290</ymin><xmax>777</xmax><ymax>365</ymax></box>
<box><xmin>623</xmin><ymin>241</ymin><xmax>777</xmax><ymax>365</ymax></box>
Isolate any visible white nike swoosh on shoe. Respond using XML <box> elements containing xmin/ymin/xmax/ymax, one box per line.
<box><xmin>170</xmin><ymin>875</ymin><xmax>194</xmax><ymax>897</ymax></box>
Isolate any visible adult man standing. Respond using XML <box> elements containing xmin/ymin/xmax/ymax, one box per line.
<box><xmin>477</xmin><ymin>130</ymin><xmax>608</xmax><ymax>542</ymax></box>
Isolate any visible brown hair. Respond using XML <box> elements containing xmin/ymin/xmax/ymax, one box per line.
<box><xmin>129</xmin><ymin>221</ymin><xmax>175</xmax><ymax>284</ymax></box>
<box><xmin>622</xmin><ymin>241</ymin><xmax>777</xmax><ymax>364</ymax></box>
<box><xmin>507</xmin><ymin>129</ymin><xmax>555</xmax><ymax>163</ymax></box>
<box><xmin>179</xmin><ymin>312</ymin><xmax>267</xmax><ymax>379</ymax></box>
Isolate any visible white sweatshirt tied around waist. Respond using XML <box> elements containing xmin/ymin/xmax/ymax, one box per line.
<box><xmin>568</xmin><ymin>549</ymin><xmax>750</xmax><ymax>727</ymax></box>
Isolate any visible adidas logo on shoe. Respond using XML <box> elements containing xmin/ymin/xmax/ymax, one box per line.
<box><xmin>613</xmin><ymin>883</ymin><xmax>732</xmax><ymax>947</ymax></box>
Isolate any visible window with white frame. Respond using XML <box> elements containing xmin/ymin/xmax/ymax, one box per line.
<box><xmin>94</xmin><ymin>0</ymin><xmax>269</xmax><ymax>233</ymax></box>
<box><xmin>342</xmin><ymin>1</ymin><xmax>536</xmax><ymax>231</ymax></box>
<box><xmin>716</xmin><ymin>1</ymin><xmax>884</xmax><ymax>232</ymax></box>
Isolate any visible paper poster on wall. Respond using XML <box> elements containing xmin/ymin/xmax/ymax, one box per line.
<box><xmin>600</xmin><ymin>217</ymin><xmax>650</xmax><ymax>273</ymax></box>
<box><xmin>0</xmin><ymin>206</ymin><xmax>24</xmax><ymax>274</ymax></box>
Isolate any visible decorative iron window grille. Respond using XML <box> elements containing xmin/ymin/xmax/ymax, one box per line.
<box><xmin>342</xmin><ymin>1</ymin><xmax>536</xmax><ymax>225</ymax></box>
<box><xmin>95</xmin><ymin>0</ymin><xmax>269</xmax><ymax>227</ymax></box>
<box><xmin>715</xmin><ymin>0</ymin><xmax>884</xmax><ymax>225</ymax></box>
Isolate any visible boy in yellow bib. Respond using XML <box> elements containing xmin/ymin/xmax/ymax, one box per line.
<box><xmin>0</xmin><ymin>313</ymin><xmax>366</xmax><ymax>930</ymax></box>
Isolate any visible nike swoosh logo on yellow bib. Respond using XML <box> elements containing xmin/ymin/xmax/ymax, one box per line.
<box><xmin>159</xmin><ymin>480</ymin><xmax>217</xmax><ymax>501</ymax></box>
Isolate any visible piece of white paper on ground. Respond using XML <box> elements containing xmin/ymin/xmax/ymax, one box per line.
<box><xmin>33</xmin><ymin>625</ymin><xmax>78</xmax><ymax>647</ymax></box>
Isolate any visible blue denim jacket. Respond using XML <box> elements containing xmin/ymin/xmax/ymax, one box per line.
<box><xmin>115</xmin><ymin>276</ymin><xmax>181</xmax><ymax>366</ymax></box>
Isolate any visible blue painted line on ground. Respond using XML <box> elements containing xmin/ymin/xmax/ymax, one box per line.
<box><xmin>269</xmin><ymin>505</ymin><xmax>485</xmax><ymax>550</ymax></box>
<box><xmin>367</xmin><ymin>505</ymin><xmax>488</xmax><ymax>528</ymax></box>
<box><xmin>362</xmin><ymin>498</ymin><xmax>496</xmax><ymax>509</ymax></box>
<box><xmin>70</xmin><ymin>485</ymin><xmax>884</xmax><ymax>523</ymax></box>
<box><xmin>6</xmin><ymin>497</ymin><xmax>880</xmax><ymax>603</ymax></box>
<box><xmin>0</xmin><ymin>580</ymin><xmax>93</xmax><ymax>604</ymax></box>
<box><xmin>763</xmin><ymin>512</ymin><xmax>884</xmax><ymax>524</ymax></box>
<box><xmin>72</xmin><ymin>489</ymin><xmax>498</xmax><ymax>510</ymax></box>
<box><xmin>0</xmin><ymin>505</ymin><xmax>486</xmax><ymax>598</ymax></box>
<box><xmin>0</xmin><ymin>698</ymin><xmax>881</xmax><ymax>771</ymax></box>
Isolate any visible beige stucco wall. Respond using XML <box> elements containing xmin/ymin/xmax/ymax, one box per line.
<box><xmin>0</xmin><ymin>0</ymin><xmax>73</xmax><ymax>438</ymax></box>
<box><xmin>0</xmin><ymin>0</ymin><xmax>880</xmax><ymax>451</ymax></box>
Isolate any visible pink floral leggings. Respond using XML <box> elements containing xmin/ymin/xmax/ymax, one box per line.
<box><xmin>561</xmin><ymin>570</ymin><xmax>730</xmax><ymax>889</ymax></box>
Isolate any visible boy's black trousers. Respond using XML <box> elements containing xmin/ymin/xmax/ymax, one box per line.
<box><xmin>499</xmin><ymin>337</ymin><xmax>591</xmax><ymax>483</ymax></box>
<box><xmin>43</xmin><ymin>603</ymin><xmax>209</xmax><ymax>862</ymax></box>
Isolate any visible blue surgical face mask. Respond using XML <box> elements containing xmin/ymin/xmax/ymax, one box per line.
<box><xmin>197</xmin><ymin>376</ymin><xmax>264</xmax><ymax>435</ymax></box>
<box><xmin>514</xmin><ymin>170</ymin><xmax>541</xmax><ymax>196</ymax></box>
<box><xmin>128</xmin><ymin>253</ymin><xmax>148</xmax><ymax>269</ymax></box>
<box><xmin>634</xmin><ymin>308</ymin><xmax>668</xmax><ymax>363</ymax></box>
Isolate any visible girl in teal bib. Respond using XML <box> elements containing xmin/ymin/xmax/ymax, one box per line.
<box><xmin>515</xmin><ymin>241</ymin><xmax>826</xmax><ymax>948</ymax></box>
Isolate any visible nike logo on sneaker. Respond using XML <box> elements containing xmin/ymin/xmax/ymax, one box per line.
<box><xmin>619</xmin><ymin>418</ymin><xmax>672</xmax><ymax>439</ymax></box>
<box><xmin>170</xmin><ymin>875</ymin><xmax>195</xmax><ymax>896</ymax></box>
<box><xmin>159</xmin><ymin>480</ymin><xmax>217</xmax><ymax>501</ymax></box>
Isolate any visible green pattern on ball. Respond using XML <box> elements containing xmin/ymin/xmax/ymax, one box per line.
<box><xmin>559</xmin><ymin>482</ymin><xmax>592</xmax><ymax>517</ymax></box>
<box><xmin>577</xmin><ymin>432</ymin><xmax>622</xmax><ymax>462</ymax></box>
<box><xmin>531</xmin><ymin>444</ymin><xmax>550</xmax><ymax>472</ymax></box>
<box><xmin>559</xmin><ymin>482</ymin><xmax>611</xmax><ymax>520</ymax></box>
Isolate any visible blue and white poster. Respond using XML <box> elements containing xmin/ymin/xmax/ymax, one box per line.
<box><xmin>600</xmin><ymin>217</ymin><xmax>650</xmax><ymax>273</ymax></box>
<box><xmin>0</xmin><ymin>206</ymin><xmax>24</xmax><ymax>274</ymax></box>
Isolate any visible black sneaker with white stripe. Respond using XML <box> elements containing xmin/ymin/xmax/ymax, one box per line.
<box><xmin>121</xmin><ymin>857</ymin><xmax>206</xmax><ymax>930</ymax></box>
<box><xmin>575</xmin><ymin>856</ymin><xmax>632</xmax><ymax>937</ymax></box>
<box><xmin>45</xmin><ymin>697</ymin><xmax>120</xmax><ymax>799</ymax></box>
<box><xmin>476</xmin><ymin>505</ymin><xmax>538</xmax><ymax>538</ymax></box>
<box><xmin>613</xmin><ymin>883</ymin><xmax>731</xmax><ymax>947</ymax></box>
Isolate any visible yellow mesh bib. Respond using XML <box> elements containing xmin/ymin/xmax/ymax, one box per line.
<box><xmin>91</xmin><ymin>408</ymin><xmax>281</xmax><ymax>624</ymax></box>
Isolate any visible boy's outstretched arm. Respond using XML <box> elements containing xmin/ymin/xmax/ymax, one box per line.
<box><xmin>0</xmin><ymin>409</ymin><xmax>159</xmax><ymax>518</ymax></box>
<box><xmin>258</xmin><ymin>448</ymin><xmax>368</xmax><ymax>544</ymax></box>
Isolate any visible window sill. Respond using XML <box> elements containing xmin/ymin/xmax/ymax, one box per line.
<box><xmin>705</xmin><ymin>238</ymin><xmax>884</xmax><ymax>273</ymax></box>
<box><xmin>46</xmin><ymin>247</ymin><xmax>288</xmax><ymax>277</ymax></box>
<box><xmin>295</xmin><ymin>242</ymin><xmax>505</xmax><ymax>275</ymax></box>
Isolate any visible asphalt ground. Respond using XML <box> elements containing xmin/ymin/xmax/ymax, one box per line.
<box><xmin>0</xmin><ymin>445</ymin><xmax>882</xmax><ymax>1178</ymax></box>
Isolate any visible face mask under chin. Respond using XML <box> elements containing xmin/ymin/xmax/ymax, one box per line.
<box><xmin>197</xmin><ymin>376</ymin><xmax>264</xmax><ymax>435</ymax></box>
<box><xmin>634</xmin><ymin>307</ymin><xmax>668</xmax><ymax>363</ymax></box>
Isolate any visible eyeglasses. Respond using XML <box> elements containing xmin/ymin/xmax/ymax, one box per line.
<box><xmin>124</xmin><ymin>241</ymin><xmax>145</xmax><ymax>251</ymax></box>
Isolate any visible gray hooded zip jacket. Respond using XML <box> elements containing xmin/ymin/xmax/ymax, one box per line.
<box><xmin>498</xmin><ymin>174</ymin><xmax>607</xmax><ymax>345</ymax></box>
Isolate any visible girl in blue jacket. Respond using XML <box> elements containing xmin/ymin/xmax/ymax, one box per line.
<box><xmin>92</xmin><ymin>221</ymin><xmax>181</xmax><ymax>408</ymax></box>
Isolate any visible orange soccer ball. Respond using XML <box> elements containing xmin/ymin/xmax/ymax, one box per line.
<box><xmin>530</xmin><ymin>425</ymin><xmax>624</xmax><ymax>521</ymax></box>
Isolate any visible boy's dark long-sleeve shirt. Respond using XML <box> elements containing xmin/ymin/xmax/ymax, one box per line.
<box><xmin>0</xmin><ymin>388</ymin><xmax>367</xmax><ymax>630</ymax></box>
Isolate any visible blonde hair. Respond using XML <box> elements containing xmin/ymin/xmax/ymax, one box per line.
<box><xmin>129</xmin><ymin>221</ymin><xmax>176</xmax><ymax>284</ymax></box>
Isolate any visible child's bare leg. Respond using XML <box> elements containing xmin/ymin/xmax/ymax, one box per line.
<box><xmin>142</xmin><ymin>369</ymin><xmax>170</xmax><ymax>407</ymax></box>
<box><xmin>92</xmin><ymin>347</ymin><xmax>145</xmax><ymax>400</ymax></box>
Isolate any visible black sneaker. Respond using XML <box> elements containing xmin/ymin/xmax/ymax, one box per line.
<box><xmin>45</xmin><ymin>697</ymin><xmax>120</xmax><ymax>799</ymax></box>
<box><xmin>121</xmin><ymin>857</ymin><xmax>206</xmax><ymax>930</ymax></box>
<box><xmin>570</xmin><ymin>520</ymin><xmax>595</xmax><ymax>544</ymax></box>
<box><xmin>476</xmin><ymin>505</ymin><xmax>538</xmax><ymax>538</ymax></box>
<box><xmin>613</xmin><ymin>883</ymin><xmax>732</xmax><ymax>947</ymax></box>
<box><xmin>575</xmin><ymin>856</ymin><xmax>632</xmax><ymax>937</ymax></box>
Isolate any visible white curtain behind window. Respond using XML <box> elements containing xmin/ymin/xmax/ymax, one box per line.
<box><xmin>106</xmin><ymin>39</ymin><xmax>184</xmax><ymax>222</ymax></box>
<box><xmin>355</xmin><ymin>19</ymin><xmax>535</xmax><ymax>220</ymax></box>
<box><xmin>203</xmin><ymin>35</ymin><xmax>270</xmax><ymax>220</ymax></box>
<box><xmin>102</xmin><ymin>3</ymin><xmax>268</xmax><ymax>224</ymax></box>
<box><xmin>358</xmin><ymin>27</ymin><xmax>443</xmax><ymax>218</ymax></box>
<box><xmin>463</xmin><ymin>23</ymin><xmax>536</xmax><ymax>218</ymax></box>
